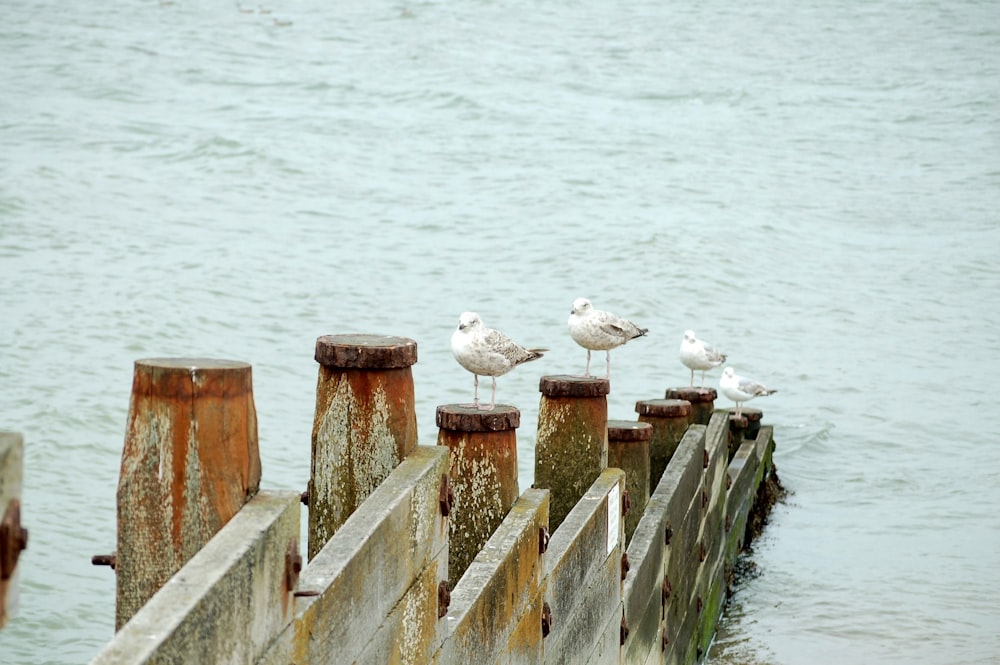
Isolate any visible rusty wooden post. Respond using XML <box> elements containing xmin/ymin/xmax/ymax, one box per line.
<box><xmin>740</xmin><ymin>407</ymin><xmax>764</xmax><ymax>440</ymax></box>
<box><xmin>116</xmin><ymin>358</ymin><xmax>261</xmax><ymax>630</ymax></box>
<box><xmin>607</xmin><ymin>420</ymin><xmax>651</xmax><ymax>546</ymax></box>
<box><xmin>664</xmin><ymin>386</ymin><xmax>716</xmax><ymax>426</ymax></box>
<box><xmin>727</xmin><ymin>411</ymin><xmax>748</xmax><ymax>461</ymax></box>
<box><xmin>533</xmin><ymin>375</ymin><xmax>609</xmax><ymax>533</ymax></box>
<box><xmin>1</xmin><ymin>432</ymin><xmax>26</xmax><ymax>630</ymax></box>
<box><xmin>436</xmin><ymin>405</ymin><xmax>520</xmax><ymax>584</ymax></box>
<box><xmin>308</xmin><ymin>334</ymin><xmax>418</xmax><ymax>559</ymax></box>
<box><xmin>635</xmin><ymin>399</ymin><xmax>692</xmax><ymax>490</ymax></box>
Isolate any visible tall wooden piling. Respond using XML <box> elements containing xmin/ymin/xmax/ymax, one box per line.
<box><xmin>534</xmin><ymin>375</ymin><xmax>609</xmax><ymax>533</ymax></box>
<box><xmin>665</xmin><ymin>386</ymin><xmax>716</xmax><ymax>426</ymax></box>
<box><xmin>308</xmin><ymin>334</ymin><xmax>418</xmax><ymax>559</ymax></box>
<box><xmin>116</xmin><ymin>358</ymin><xmax>261</xmax><ymax>630</ymax></box>
<box><xmin>436</xmin><ymin>405</ymin><xmax>521</xmax><ymax>584</ymax></box>
<box><xmin>607</xmin><ymin>420</ymin><xmax>651</xmax><ymax>546</ymax></box>
<box><xmin>635</xmin><ymin>398</ymin><xmax>692</xmax><ymax>491</ymax></box>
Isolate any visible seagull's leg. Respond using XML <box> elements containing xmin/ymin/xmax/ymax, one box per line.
<box><xmin>604</xmin><ymin>351</ymin><xmax>611</xmax><ymax>379</ymax></box>
<box><xmin>700</xmin><ymin>370</ymin><xmax>706</xmax><ymax>388</ymax></box>
<box><xmin>689</xmin><ymin>368</ymin><xmax>695</xmax><ymax>387</ymax></box>
<box><xmin>460</xmin><ymin>375</ymin><xmax>481</xmax><ymax>409</ymax></box>
<box><xmin>479</xmin><ymin>377</ymin><xmax>497</xmax><ymax>411</ymax></box>
<box><xmin>584</xmin><ymin>350</ymin><xmax>592</xmax><ymax>377</ymax></box>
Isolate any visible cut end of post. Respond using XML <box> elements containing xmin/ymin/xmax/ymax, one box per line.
<box><xmin>435</xmin><ymin>404</ymin><xmax>520</xmax><ymax>432</ymax></box>
<box><xmin>314</xmin><ymin>334</ymin><xmax>418</xmax><ymax>369</ymax></box>
<box><xmin>607</xmin><ymin>420</ymin><xmax>653</xmax><ymax>443</ymax></box>
<box><xmin>664</xmin><ymin>386</ymin><xmax>717</xmax><ymax>403</ymax></box>
<box><xmin>634</xmin><ymin>399</ymin><xmax>692</xmax><ymax>419</ymax></box>
<box><xmin>539</xmin><ymin>374</ymin><xmax>611</xmax><ymax>398</ymax></box>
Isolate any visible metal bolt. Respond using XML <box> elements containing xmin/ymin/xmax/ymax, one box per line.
<box><xmin>662</xmin><ymin>629</ymin><xmax>669</xmax><ymax>651</ymax></box>
<box><xmin>437</xmin><ymin>580</ymin><xmax>451</xmax><ymax>618</ymax></box>
<box><xmin>662</xmin><ymin>575</ymin><xmax>672</xmax><ymax>605</ymax></box>
<box><xmin>284</xmin><ymin>540</ymin><xmax>302</xmax><ymax>592</ymax></box>
<box><xmin>621</xmin><ymin>490</ymin><xmax>631</xmax><ymax>517</ymax></box>
<box><xmin>621</xmin><ymin>553</ymin><xmax>630</xmax><ymax>580</ymax></box>
<box><xmin>0</xmin><ymin>499</ymin><xmax>28</xmax><ymax>580</ymax></box>
<box><xmin>725</xmin><ymin>515</ymin><xmax>732</xmax><ymax>532</ymax></box>
<box><xmin>538</xmin><ymin>526</ymin><xmax>550</xmax><ymax>555</ymax></box>
<box><xmin>697</xmin><ymin>595</ymin><xmax>703</xmax><ymax>613</ymax></box>
<box><xmin>664</xmin><ymin>524</ymin><xmax>673</xmax><ymax>546</ymax></box>
<box><xmin>699</xmin><ymin>542</ymin><xmax>706</xmax><ymax>562</ymax></box>
<box><xmin>703</xmin><ymin>449</ymin><xmax>709</xmax><ymax>469</ymax></box>
<box><xmin>701</xmin><ymin>489</ymin><xmax>708</xmax><ymax>509</ymax></box>
<box><xmin>300</xmin><ymin>489</ymin><xmax>309</xmax><ymax>506</ymax></box>
<box><xmin>541</xmin><ymin>602</ymin><xmax>553</xmax><ymax>637</ymax></box>
<box><xmin>91</xmin><ymin>553</ymin><xmax>117</xmax><ymax>570</ymax></box>
<box><xmin>439</xmin><ymin>474</ymin><xmax>455</xmax><ymax>517</ymax></box>
<box><xmin>620</xmin><ymin>616</ymin><xmax>629</xmax><ymax>644</ymax></box>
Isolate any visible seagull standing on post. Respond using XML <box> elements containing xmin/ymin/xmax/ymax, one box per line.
<box><xmin>567</xmin><ymin>297</ymin><xmax>648</xmax><ymax>379</ymax></box>
<box><xmin>450</xmin><ymin>312</ymin><xmax>546</xmax><ymax>411</ymax></box>
<box><xmin>679</xmin><ymin>330</ymin><xmax>727</xmax><ymax>387</ymax></box>
<box><xmin>719</xmin><ymin>367</ymin><xmax>777</xmax><ymax>417</ymax></box>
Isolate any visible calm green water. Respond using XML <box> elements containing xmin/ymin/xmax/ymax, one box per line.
<box><xmin>2</xmin><ymin>1</ymin><xmax>999</xmax><ymax>663</ymax></box>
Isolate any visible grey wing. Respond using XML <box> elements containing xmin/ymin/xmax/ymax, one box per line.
<box><xmin>483</xmin><ymin>328</ymin><xmax>533</xmax><ymax>364</ymax></box>
<box><xmin>738</xmin><ymin>376</ymin><xmax>769</xmax><ymax>396</ymax></box>
<box><xmin>704</xmin><ymin>342</ymin><xmax>726</xmax><ymax>362</ymax></box>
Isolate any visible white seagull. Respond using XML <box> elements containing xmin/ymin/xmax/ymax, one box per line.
<box><xmin>719</xmin><ymin>367</ymin><xmax>777</xmax><ymax>417</ymax></box>
<box><xmin>567</xmin><ymin>298</ymin><xmax>648</xmax><ymax>379</ymax></box>
<box><xmin>679</xmin><ymin>330</ymin><xmax>727</xmax><ymax>388</ymax></box>
<box><xmin>450</xmin><ymin>312</ymin><xmax>546</xmax><ymax>411</ymax></box>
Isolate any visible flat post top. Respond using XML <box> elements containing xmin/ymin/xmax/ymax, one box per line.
<box><xmin>539</xmin><ymin>374</ymin><xmax>611</xmax><ymax>398</ymax></box>
<box><xmin>664</xmin><ymin>386</ymin><xmax>717</xmax><ymax>403</ymax></box>
<box><xmin>436</xmin><ymin>405</ymin><xmax>520</xmax><ymax>432</ymax></box>
<box><xmin>635</xmin><ymin>399</ymin><xmax>691</xmax><ymax>418</ymax></box>
<box><xmin>315</xmin><ymin>334</ymin><xmax>418</xmax><ymax>369</ymax></box>
<box><xmin>607</xmin><ymin>420</ymin><xmax>653</xmax><ymax>442</ymax></box>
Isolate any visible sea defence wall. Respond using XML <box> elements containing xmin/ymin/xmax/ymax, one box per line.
<box><xmin>88</xmin><ymin>335</ymin><xmax>779</xmax><ymax>665</ymax></box>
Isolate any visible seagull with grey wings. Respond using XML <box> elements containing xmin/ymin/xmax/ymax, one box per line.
<box><xmin>679</xmin><ymin>330</ymin><xmax>727</xmax><ymax>387</ymax></box>
<box><xmin>719</xmin><ymin>367</ymin><xmax>777</xmax><ymax>417</ymax></box>
<box><xmin>567</xmin><ymin>297</ymin><xmax>648</xmax><ymax>379</ymax></box>
<box><xmin>450</xmin><ymin>311</ymin><xmax>546</xmax><ymax>411</ymax></box>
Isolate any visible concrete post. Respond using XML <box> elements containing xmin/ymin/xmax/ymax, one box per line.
<box><xmin>533</xmin><ymin>375</ymin><xmax>609</xmax><ymax>533</ymax></box>
<box><xmin>436</xmin><ymin>405</ymin><xmax>520</xmax><ymax>584</ymax></box>
<box><xmin>116</xmin><ymin>358</ymin><xmax>261</xmax><ymax>630</ymax></box>
<box><xmin>1</xmin><ymin>432</ymin><xmax>26</xmax><ymax>630</ymax></box>
<box><xmin>664</xmin><ymin>387</ymin><xmax>716</xmax><ymax>426</ymax></box>
<box><xmin>308</xmin><ymin>334</ymin><xmax>418</xmax><ymax>559</ymax></box>
<box><xmin>635</xmin><ymin>399</ymin><xmax>692</xmax><ymax>490</ymax></box>
<box><xmin>607</xmin><ymin>420</ymin><xmax>651</xmax><ymax>546</ymax></box>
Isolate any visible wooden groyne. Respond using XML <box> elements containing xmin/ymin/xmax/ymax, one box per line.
<box><xmin>1</xmin><ymin>432</ymin><xmax>28</xmax><ymax>630</ymax></box>
<box><xmin>89</xmin><ymin>334</ymin><xmax>780</xmax><ymax>665</ymax></box>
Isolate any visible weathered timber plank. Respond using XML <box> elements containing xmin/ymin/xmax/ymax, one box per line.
<box><xmin>439</xmin><ymin>489</ymin><xmax>549</xmax><ymax>664</ymax></box>
<box><xmin>622</xmin><ymin>577</ymin><xmax>661</xmax><ymax>665</ymax></box>
<box><xmin>582</xmin><ymin>596</ymin><xmax>624</xmax><ymax>665</ymax></box>
<box><xmin>493</xmin><ymin>584</ymin><xmax>547</xmax><ymax>665</ymax></box>
<box><xmin>90</xmin><ymin>491</ymin><xmax>300</xmax><ymax>665</ymax></box>
<box><xmin>263</xmin><ymin>445</ymin><xmax>449</xmax><ymax>665</ymax></box>
<box><xmin>542</xmin><ymin>469</ymin><xmax>625</xmax><ymax>665</ymax></box>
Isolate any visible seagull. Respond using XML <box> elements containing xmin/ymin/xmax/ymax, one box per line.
<box><xmin>567</xmin><ymin>298</ymin><xmax>648</xmax><ymax>379</ymax></box>
<box><xmin>719</xmin><ymin>367</ymin><xmax>777</xmax><ymax>417</ymax></box>
<box><xmin>679</xmin><ymin>330</ymin><xmax>727</xmax><ymax>387</ymax></box>
<box><xmin>450</xmin><ymin>312</ymin><xmax>546</xmax><ymax>411</ymax></box>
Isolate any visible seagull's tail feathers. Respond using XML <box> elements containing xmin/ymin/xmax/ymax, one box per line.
<box><xmin>523</xmin><ymin>348</ymin><xmax>547</xmax><ymax>363</ymax></box>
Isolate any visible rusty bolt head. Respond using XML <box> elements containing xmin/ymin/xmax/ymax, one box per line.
<box><xmin>699</xmin><ymin>542</ymin><xmax>706</xmax><ymax>562</ymax></box>
<box><xmin>438</xmin><ymin>580</ymin><xmax>451</xmax><ymax>618</ymax></box>
<box><xmin>620</xmin><ymin>616</ymin><xmax>630</xmax><ymax>645</ymax></box>
<box><xmin>664</xmin><ymin>523</ymin><xmax>673</xmax><ymax>545</ymax></box>
<box><xmin>703</xmin><ymin>449</ymin><xmax>709</xmax><ymax>468</ymax></box>
<box><xmin>662</xmin><ymin>575</ymin><xmax>672</xmax><ymax>604</ymax></box>
<box><xmin>621</xmin><ymin>552</ymin><xmax>630</xmax><ymax>580</ymax></box>
<box><xmin>91</xmin><ymin>553</ymin><xmax>117</xmax><ymax>571</ymax></box>
<box><xmin>702</xmin><ymin>489</ymin><xmax>708</xmax><ymax>509</ymax></box>
<box><xmin>726</xmin><ymin>473</ymin><xmax>733</xmax><ymax>491</ymax></box>
<box><xmin>284</xmin><ymin>540</ymin><xmax>302</xmax><ymax>592</ymax></box>
<box><xmin>697</xmin><ymin>595</ymin><xmax>703</xmax><ymax>613</ymax></box>
<box><xmin>621</xmin><ymin>490</ymin><xmax>631</xmax><ymax>517</ymax></box>
<box><xmin>662</xmin><ymin>629</ymin><xmax>669</xmax><ymax>651</ymax></box>
<box><xmin>300</xmin><ymin>489</ymin><xmax>310</xmax><ymax>506</ymax></box>
<box><xmin>725</xmin><ymin>515</ymin><xmax>732</xmax><ymax>532</ymax></box>
<box><xmin>541</xmin><ymin>601</ymin><xmax>553</xmax><ymax>637</ymax></box>
<box><xmin>539</xmin><ymin>526</ymin><xmax>550</xmax><ymax>555</ymax></box>
<box><xmin>0</xmin><ymin>499</ymin><xmax>28</xmax><ymax>580</ymax></box>
<box><xmin>439</xmin><ymin>474</ymin><xmax>455</xmax><ymax>517</ymax></box>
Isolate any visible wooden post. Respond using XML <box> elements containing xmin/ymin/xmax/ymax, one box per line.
<box><xmin>607</xmin><ymin>420</ymin><xmax>651</xmax><ymax>546</ymax></box>
<box><xmin>436</xmin><ymin>405</ymin><xmax>520</xmax><ymax>584</ymax></box>
<box><xmin>665</xmin><ymin>387</ymin><xmax>716</xmax><ymax>426</ymax></box>
<box><xmin>635</xmin><ymin>399</ymin><xmax>692</xmax><ymax>491</ymax></box>
<box><xmin>1</xmin><ymin>432</ymin><xmax>26</xmax><ymax>630</ymax></box>
<box><xmin>308</xmin><ymin>334</ymin><xmax>418</xmax><ymax>560</ymax></box>
<box><xmin>740</xmin><ymin>408</ymin><xmax>764</xmax><ymax>439</ymax></box>
<box><xmin>533</xmin><ymin>375</ymin><xmax>609</xmax><ymax>533</ymax></box>
<box><xmin>727</xmin><ymin>412</ymin><xmax>749</xmax><ymax>461</ymax></box>
<box><xmin>116</xmin><ymin>358</ymin><xmax>261</xmax><ymax>630</ymax></box>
